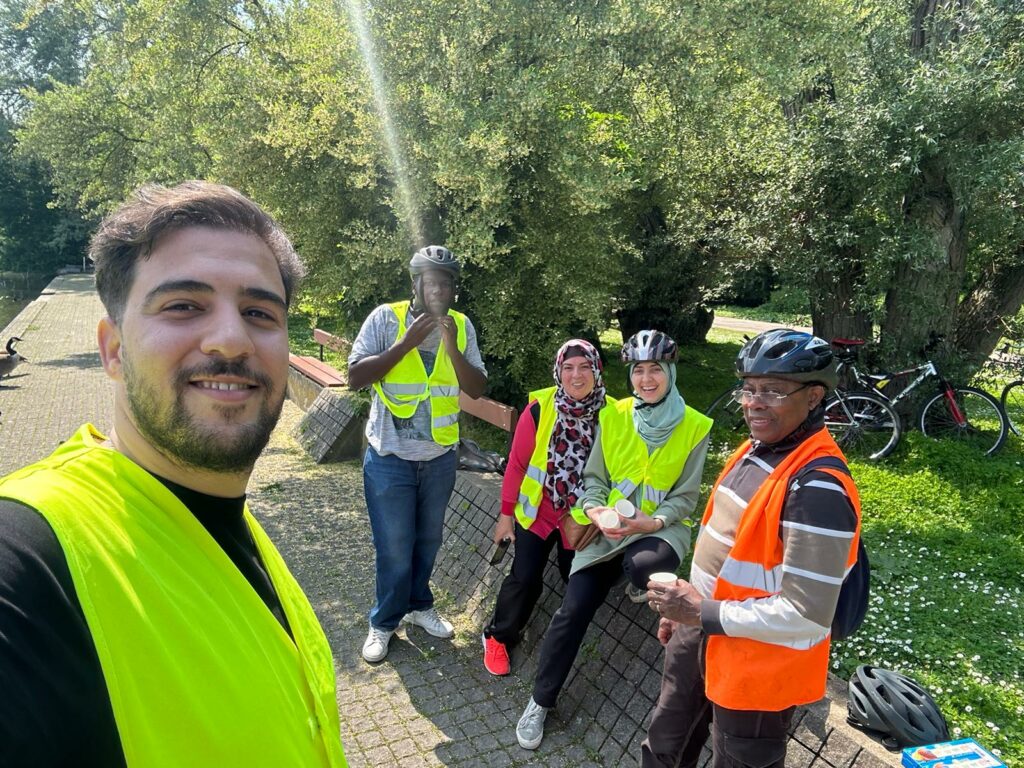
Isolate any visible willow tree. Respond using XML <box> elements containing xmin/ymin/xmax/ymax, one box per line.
<box><xmin>775</xmin><ymin>0</ymin><xmax>1024</xmax><ymax>367</ymax></box>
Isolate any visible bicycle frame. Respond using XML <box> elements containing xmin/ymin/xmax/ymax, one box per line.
<box><xmin>840</xmin><ymin>358</ymin><xmax>968</xmax><ymax>428</ymax></box>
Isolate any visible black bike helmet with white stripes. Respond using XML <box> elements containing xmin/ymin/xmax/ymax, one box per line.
<box><xmin>847</xmin><ymin>666</ymin><xmax>949</xmax><ymax>749</ymax></box>
<box><xmin>735</xmin><ymin>328</ymin><xmax>838</xmax><ymax>390</ymax></box>
<box><xmin>409</xmin><ymin>245</ymin><xmax>461</xmax><ymax>277</ymax></box>
<box><xmin>621</xmin><ymin>330</ymin><xmax>678</xmax><ymax>363</ymax></box>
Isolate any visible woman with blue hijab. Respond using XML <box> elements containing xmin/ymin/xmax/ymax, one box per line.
<box><xmin>515</xmin><ymin>330</ymin><xmax>712</xmax><ymax>751</ymax></box>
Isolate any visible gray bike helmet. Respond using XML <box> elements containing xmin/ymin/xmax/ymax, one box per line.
<box><xmin>735</xmin><ymin>329</ymin><xmax>837</xmax><ymax>390</ymax></box>
<box><xmin>847</xmin><ymin>666</ymin><xmax>949</xmax><ymax>750</ymax></box>
<box><xmin>621</xmin><ymin>330</ymin><xmax>678</xmax><ymax>363</ymax></box>
<box><xmin>409</xmin><ymin>245</ymin><xmax>461</xmax><ymax>277</ymax></box>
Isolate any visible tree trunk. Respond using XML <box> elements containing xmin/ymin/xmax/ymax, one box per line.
<box><xmin>954</xmin><ymin>249</ymin><xmax>1024</xmax><ymax>369</ymax></box>
<box><xmin>881</xmin><ymin>157</ymin><xmax>966</xmax><ymax>360</ymax></box>
<box><xmin>809</xmin><ymin>251</ymin><xmax>874</xmax><ymax>343</ymax></box>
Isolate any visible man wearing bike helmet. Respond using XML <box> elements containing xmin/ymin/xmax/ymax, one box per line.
<box><xmin>348</xmin><ymin>245</ymin><xmax>487</xmax><ymax>663</ymax></box>
<box><xmin>642</xmin><ymin>329</ymin><xmax>862</xmax><ymax>768</ymax></box>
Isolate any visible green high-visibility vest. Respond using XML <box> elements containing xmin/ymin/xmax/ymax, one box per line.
<box><xmin>0</xmin><ymin>425</ymin><xmax>347</xmax><ymax>768</ymax></box>
<box><xmin>599</xmin><ymin>398</ymin><xmax>712</xmax><ymax>514</ymax></box>
<box><xmin>372</xmin><ymin>300</ymin><xmax>467</xmax><ymax>446</ymax></box>
<box><xmin>515</xmin><ymin>387</ymin><xmax>616</xmax><ymax>528</ymax></box>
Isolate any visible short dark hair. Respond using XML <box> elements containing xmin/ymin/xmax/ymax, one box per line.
<box><xmin>89</xmin><ymin>181</ymin><xmax>305</xmax><ymax>323</ymax></box>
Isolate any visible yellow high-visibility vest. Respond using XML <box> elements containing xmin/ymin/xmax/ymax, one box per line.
<box><xmin>372</xmin><ymin>300</ymin><xmax>467</xmax><ymax>446</ymax></box>
<box><xmin>599</xmin><ymin>398</ymin><xmax>712</xmax><ymax>514</ymax></box>
<box><xmin>514</xmin><ymin>387</ymin><xmax>616</xmax><ymax>529</ymax></box>
<box><xmin>0</xmin><ymin>424</ymin><xmax>347</xmax><ymax>768</ymax></box>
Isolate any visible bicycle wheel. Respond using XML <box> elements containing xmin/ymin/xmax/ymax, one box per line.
<box><xmin>705</xmin><ymin>385</ymin><xmax>748</xmax><ymax>453</ymax></box>
<box><xmin>823</xmin><ymin>391</ymin><xmax>902</xmax><ymax>461</ymax></box>
<box><xmin>919</xmin><ymin>385</ymin><xmax>1007</xmax><ymax>456</ymax></box>
<box><xmin>1001</xmin><ymin>380</ymin><xmax>1024</xmax><ymax>438</ymax></box>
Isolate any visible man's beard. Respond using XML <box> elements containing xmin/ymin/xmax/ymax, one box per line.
<box><xmin>122</xmin><ymin>354</ymin><xmax>284</xmax><ymax>474</ymax></box>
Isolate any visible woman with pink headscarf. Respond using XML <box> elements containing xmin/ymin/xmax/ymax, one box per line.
<box><xmin>481</xmin><ymin>339</ymin><xmax>612</xmax><ymax>677</ymax></box>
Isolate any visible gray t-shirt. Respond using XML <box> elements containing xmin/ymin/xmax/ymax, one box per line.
<box><xmin>348</xmin><ymin>303</ymin><xmax>487</xmax><ymax>461</ymax></box>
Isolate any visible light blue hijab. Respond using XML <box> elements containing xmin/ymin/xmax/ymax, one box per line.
<box><xmin>631</xmin><ymin>361</ymin><xmax>686</xmax><ymax>448</ymax></box>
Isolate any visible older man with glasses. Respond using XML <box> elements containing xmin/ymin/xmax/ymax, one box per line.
<box><xmin>641</xmin><ymin>329</ymin><xmax>863</xmax><ymax>768</ymax></box>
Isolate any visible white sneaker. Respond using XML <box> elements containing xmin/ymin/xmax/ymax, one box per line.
<box><xmin>516</xmin><ymin>697</ymin><xmax>549</xmax><ymax>750</ymax></box>
<box><xmin>402</xmin><ymin>607</ymin><xmax>454</xmax><ymax>638</ymax></box>
<box><xmin>361</xmin><ymin>625</ymin><xmax>394</xmax><ymax>663</ymax></box>
<box><xmin>625</xmin><ymin>582</ymin><xmax>648</xmax><ymax>603</ymax></box>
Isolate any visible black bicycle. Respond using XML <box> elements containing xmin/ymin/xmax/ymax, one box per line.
<box><xmin>705</xmin><ymin>382</ymin><xmax>901</xmax><ymax>461</ymax></box>
<box><xmin>993</xmin><ymin>343</ymin><xmax>1024</xmax><ymax>438</ymax></box>
<box><xmin>831</xmin><ymin>338</ymin><xmax>1008</xmax><ymax>456</ymax></box>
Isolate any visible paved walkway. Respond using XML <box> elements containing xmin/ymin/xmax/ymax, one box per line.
<box><xmin>711</xmin><ymin>316</ymin><xmax>812</xmax><ymax>335</ymax></box>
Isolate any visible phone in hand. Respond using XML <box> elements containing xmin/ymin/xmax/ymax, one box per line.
<box><xmin>489</xmin><ymin>537</ymin><xmax>512</xmax><ymax>565</ymax></box>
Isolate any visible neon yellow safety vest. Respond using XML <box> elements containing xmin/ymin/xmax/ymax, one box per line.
<box><xmin>372</xmin><ymin>300</ymin><xmax>467</xmax><ymax>446</ymax></box>
<box><xmin>0</xmin><ymin>425</ymin><xmax>347</xmax><ymax>768</ymax></box>
<box><xmin>599</xmin><ymin>398</ymin><xmax>712</xmax><ymax>514</ymax></box>
<box><xmin>514</xmin><ymin>388</ymin><xmax>616</xmax><ymax>529</ymax></box>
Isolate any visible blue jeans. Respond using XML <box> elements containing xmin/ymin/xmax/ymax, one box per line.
<box><xmin>363</xmin><ymin>445</ymin><xmax>458</xmax><ymax>631</ymax></box>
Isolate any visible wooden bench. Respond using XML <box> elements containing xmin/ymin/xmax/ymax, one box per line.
<box><xmin>459</xmin><ymin>392</ymin><xmax>517</xmax><ymax>434</ymax></box>
<box><xmin>289</xmin><ymin>354</ymin><xmax>346</xmax><ymax>388</ymax></box>
<box><xmin>313</xmin><ymin>328</ymin><xmax>351</xmax><ymax>361</ymax></box>
<box><xmin>289</xmin><ymin>329</ymin><xmax>351</xmax><ymax>388</ymax></box>
<box><xmin>459</xmin><ymin>392</ymin><xmax>518</xmax><ymax>455</ymax></box>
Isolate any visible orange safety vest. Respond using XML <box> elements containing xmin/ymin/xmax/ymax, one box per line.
<box><xmin>700</xmin><ymin>428</ymin><xmax>861</xmax><ymax>711</ymax></box>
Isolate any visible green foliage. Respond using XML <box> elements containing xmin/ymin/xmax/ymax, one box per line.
<box><xmin>0</xmin><ymin>1</ymin><xmax>91</xmax><ymax>272</ymax></box>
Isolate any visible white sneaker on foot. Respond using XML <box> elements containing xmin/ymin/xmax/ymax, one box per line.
<box><xmin>402</xmin><ymin>607</ymin><xmax>454</xmax><ymax>638</ymax></box>
<box><xmin>361</xmin><ymin>625</ymin><xmax>394</xmax><ymax>663</ymax></box>
<box><xmin>624</xmin><ymin>582</ymin><xmax>648</xmax><ymax>603</ymax></box>
<box><xmin>516</xmin><ymin>697</ymin><xmax>549</xmax><ymax>750</ymax></box>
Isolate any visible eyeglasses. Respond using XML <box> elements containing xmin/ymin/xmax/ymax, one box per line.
<box><xmin>730</xmin><ymin>383</ymin><xmax>812</xmax><ymax>407</ymax></box>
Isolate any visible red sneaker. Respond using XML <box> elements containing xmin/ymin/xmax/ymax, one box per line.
<box><xmin>482</xmin><ymin>633</ymin><xmax>510</xmax><ymax>676</ymax></box>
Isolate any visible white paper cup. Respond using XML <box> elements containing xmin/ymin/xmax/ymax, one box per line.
<box><xmin>649</xmin><ymin>572</ymin><xmax>678</xmax><ymax>586</ymax></box>
<box><xmin>597</xmin><ymin>508</ymin><xmax>620</xmax><ymax>529</ymax></box>
<box><xmin>614</xmin><ymin>498</ymin><xmax>636</xmax><ymax>519</ymax></box>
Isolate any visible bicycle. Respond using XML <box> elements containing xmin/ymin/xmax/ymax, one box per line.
<box><xmin>705</xmin><ymin>382</ymin><xmax>901</xmax><ymax>461</ymax></box>
<box><xmin>992</xmin><ymin>342</ymin><xmax>1024</xmax><ymax>438</ymax></box>
<box><xmin>831</xmin><ymin>338</ymin><xmax>1008</xmax><ymax>456</ymax></box>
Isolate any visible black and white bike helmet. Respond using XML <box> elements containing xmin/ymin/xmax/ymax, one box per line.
<box><xmin>621</xmin><ymin>330</ymin><xmax>678</xmax><ymax>363</ymax></box>
<box><xmin>409</xmin><ymin>245</ymin><xmax>461</xmax><ymax>277</ymax></box>
<box><xmin>735</xmin><ymin>328</ymin><xmax>838</xmax><ymax>390</ymax></box>
<box><xmin>847</xmin><ymin>666</ymin><xmax>949</xmax><ymax>750</ymax></box>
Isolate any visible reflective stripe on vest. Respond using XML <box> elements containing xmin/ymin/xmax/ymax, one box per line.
<box><xmin>700</xmin><ymin>429</ymin><xmax>862</xmax><ymax>711</ymax></box>
<box><xmin>514</xmin><ymin>388</ymin><xmax>556</xmax><ymax>528</ymax></box>
<box><xmin>599</xmin><ymin>398</ymin><xmax>712</xmax><ymax>515</ymax></box>
<box><xmin>0</xmin><ymin>424</ymin><xmax>347</xmax><ymax>767</ymax></box>
<box><xmin>513</xmin><ymin>388</ymin><xmax>616</xmax><ymax>531</ymax></box>
<box><xmin>372</xmin><ymin>300</ymin><xmax>467</xmax><ymax>446</ymax></box>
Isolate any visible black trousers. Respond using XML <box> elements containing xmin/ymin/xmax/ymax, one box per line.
<box><xmin>532</xmin><ymin>537</ymin><xmax>679</xmax><ymax>708</ymax></box>
<box><xmin>641</xmin><ymin>623</ymin><xmax>795</xmax><ymax>768</ymax></box>
<box><xmin>484</xmin><ymin>522</ymin><xmax>574</xmax><ymax>646</ymax></box>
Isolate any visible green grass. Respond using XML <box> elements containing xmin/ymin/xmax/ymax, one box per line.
<box><xmin>834</xmin><ymin>435</ymin><xmax>1023</xmax><ymax>762</ymax></box>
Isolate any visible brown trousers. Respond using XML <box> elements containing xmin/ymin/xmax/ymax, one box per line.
<box><xmin>641</xmin><ymin>623</ymin><xmax>795</xmax><ymax>768</ymax></box>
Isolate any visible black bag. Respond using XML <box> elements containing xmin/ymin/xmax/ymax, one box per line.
<box><xmin>788</xmin><ymin>456</ymin><xmax>870</xmax><ymax>641</ymax></box>
<box><xmin>457</xmin><ymin>438</ymin><xmax>506</xmax><ymax>474</ymax></box>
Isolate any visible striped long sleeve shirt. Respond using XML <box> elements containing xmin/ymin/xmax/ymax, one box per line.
<box><xmin>692</xmin><ymin>417</ymin><xmax>858</xmax><ymax>647</ymax></box>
